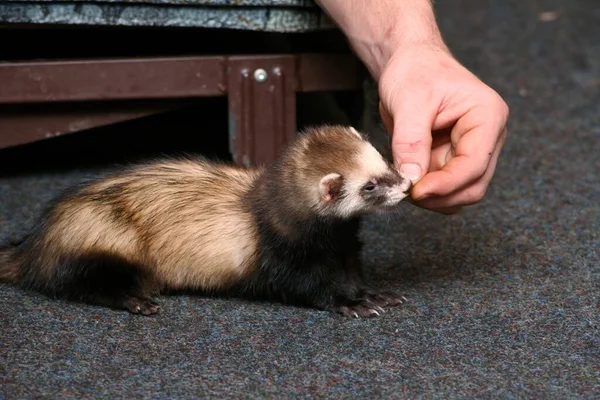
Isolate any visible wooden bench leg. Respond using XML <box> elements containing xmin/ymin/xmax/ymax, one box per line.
<box><xmin>227</xmin><ymin>55</ymin><xmax>296</xmax><ymax>167</ymax></box>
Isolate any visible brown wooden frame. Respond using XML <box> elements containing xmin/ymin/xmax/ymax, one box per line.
<box><xmin>0</xmin><ymin>53</ymin><xmax>363</xmax><ymax>165</ymax></box>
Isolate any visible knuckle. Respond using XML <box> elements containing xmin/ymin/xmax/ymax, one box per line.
<box><xmin>489</xmin><ymin>89</ymin><xmax>510</xmax><ymax>121</ymax></box>
<box><xmin>476</xmin><ymin>163</ymin><xmax>489</xmax><ymax>180</ymax></box>
<box><xmin>391</xmin><ymin>139</ymin><xmax>432</xmax><ymax>163</ymax></box>
<box><xmin>502</xmin><ymin>99</ymin><xmax>510</xmax><ymax>118</ymax></box>
<box><xmin>469</xmin><ymin>161</ymin><xmax>488</xmax><ymax>182</ymax></box>
<box><xmin>463</xmin><ymin>185</ymin><xmax>488</xmax><ymax>204</ymax></box>
<box><xmin>491</xmin><ymin>90</ymin><xmax>509</xmax><ymax>112</ymax></box>
<box><xmin>499</xmin><ymin>127</ymin><xmax>509</xmax><ymax>144</ymax></box>
<box><xmin>499</xmin><ymin>99</ymin><xmax>510</xmax><ymax>124</ymax></box>
<box><xmin>392</xmin><ymin>137</ymin><xmax>428</xmax><ymax>149</ymax></box>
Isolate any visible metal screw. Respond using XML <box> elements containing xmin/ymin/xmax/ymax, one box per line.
<box><xmin>254</xmin><ymin>68</ymin><xmax>268</xmax><ymax>82</ymax></box>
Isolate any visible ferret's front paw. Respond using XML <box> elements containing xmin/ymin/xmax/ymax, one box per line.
<box><xmin>123</xmin><ymin>297</ymin><xmax>161</xmax><ymax>315</ymax></box>
<box><xmin>335</xmin><ymin>303</ymin><xmax>385</xmax><ymax>318</ymax></box>
<box><xmin>364</xmin><ymin>290</ymin><xmax>407</xmax><ymax>308</ymax></box>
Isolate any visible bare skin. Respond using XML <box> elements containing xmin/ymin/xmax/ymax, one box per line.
<box><xmin>316</xmin><ymin>0</ymin><xmax>509</xmax><ymax>214</ymax></box>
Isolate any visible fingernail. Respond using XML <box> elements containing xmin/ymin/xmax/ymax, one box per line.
<box><xmin>401</xmin><ymin>163</ymin><xmax>422</xmax><ymax>182</ymax></box>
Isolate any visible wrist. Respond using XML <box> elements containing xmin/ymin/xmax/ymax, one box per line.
<box><xmin>317</xmin><ymin>0</ymin><xmax>447</xmax><ymax>79</ymax></box>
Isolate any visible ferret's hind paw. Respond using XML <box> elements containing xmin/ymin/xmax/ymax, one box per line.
<box><xmin>123</xmin><ymin>297</ymin><xmax>161</xmax><ymax>315</ymax></box>
<box><xmin>364</xmin><ymin>290</ymin><xmax>407</xmax><ymax>308</ymax></box>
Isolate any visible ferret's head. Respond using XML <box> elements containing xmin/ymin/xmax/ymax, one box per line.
<box><xmin>291</xmin><ymin>125</ymin><xmax>413</xmax><ymax>219</ymax></box>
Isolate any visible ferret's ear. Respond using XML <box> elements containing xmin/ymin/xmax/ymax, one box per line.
<box><xmin>349</xmin><ymin>126</ymin><xmax>362</xmax><ymax>139</ymax></box>
<box><xmin>319</xmin><ymin>173</ymin><xmax>344</xmax><ymax>203</ymax></box>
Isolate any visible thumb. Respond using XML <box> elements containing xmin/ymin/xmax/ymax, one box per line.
<box><xmin>385</xmin><ymin>95</ymin><xmax>434</xmax><ymax>184</ymax></box>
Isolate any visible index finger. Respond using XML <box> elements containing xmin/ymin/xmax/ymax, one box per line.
<box><xmin>411</xmin><ymin>100</ymin><xmax>508</xmax><ymax>201</ymax></box>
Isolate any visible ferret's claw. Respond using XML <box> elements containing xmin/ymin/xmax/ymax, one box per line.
<box><xmin>123</xmin><ymin>297</ymin><xmax>161</xmax><ymax>316</ymax></box>
<box><xmin>335</xmin><ymin>290</ymin><xmax>409</xmax><ymax>318</ymax></box>
<box><xmin>336</xmin><ymin>304</ymin><xmax>384</xmax><ymax>319</ymax></box>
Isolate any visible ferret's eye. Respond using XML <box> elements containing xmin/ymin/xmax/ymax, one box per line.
<box><xmin>363</xmin><ymin>182</ymin><xmax>377</xmax><ymax>192</ymax></box>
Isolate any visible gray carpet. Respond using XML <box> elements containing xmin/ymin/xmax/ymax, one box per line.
<box><xmin>1</xmin><ymin>0</ymin><xmax>599</xmax><ymax>398</ymax></box>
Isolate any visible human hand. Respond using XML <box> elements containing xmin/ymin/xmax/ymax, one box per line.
<box><xmin>378</xmin><ymin>43</ymin><xmax>509</xmax><ymax>215</ymax></box>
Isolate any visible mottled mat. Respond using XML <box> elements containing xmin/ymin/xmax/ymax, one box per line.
<box><xmin>1</xmin><ymin>0</ymin><xmax>599</xmax><ymax>398</ymax></box>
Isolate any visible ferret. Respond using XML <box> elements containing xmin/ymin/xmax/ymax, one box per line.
<box><xmin>0</xmin><ymin>125</ymin><xmax>412</xmax><ymax>318</ymax></box>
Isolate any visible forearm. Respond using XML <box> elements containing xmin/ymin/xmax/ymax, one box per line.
<box><xmin>315</xmin><ymin>0</ymin><xmax>447</xmax><ymax>79</ymax></box>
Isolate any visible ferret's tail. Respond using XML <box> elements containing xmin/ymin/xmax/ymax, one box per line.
<box><xmin>0</xmin><ymin>244</ymin><xmax>20</xmax><ymax>283</ymax></box>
